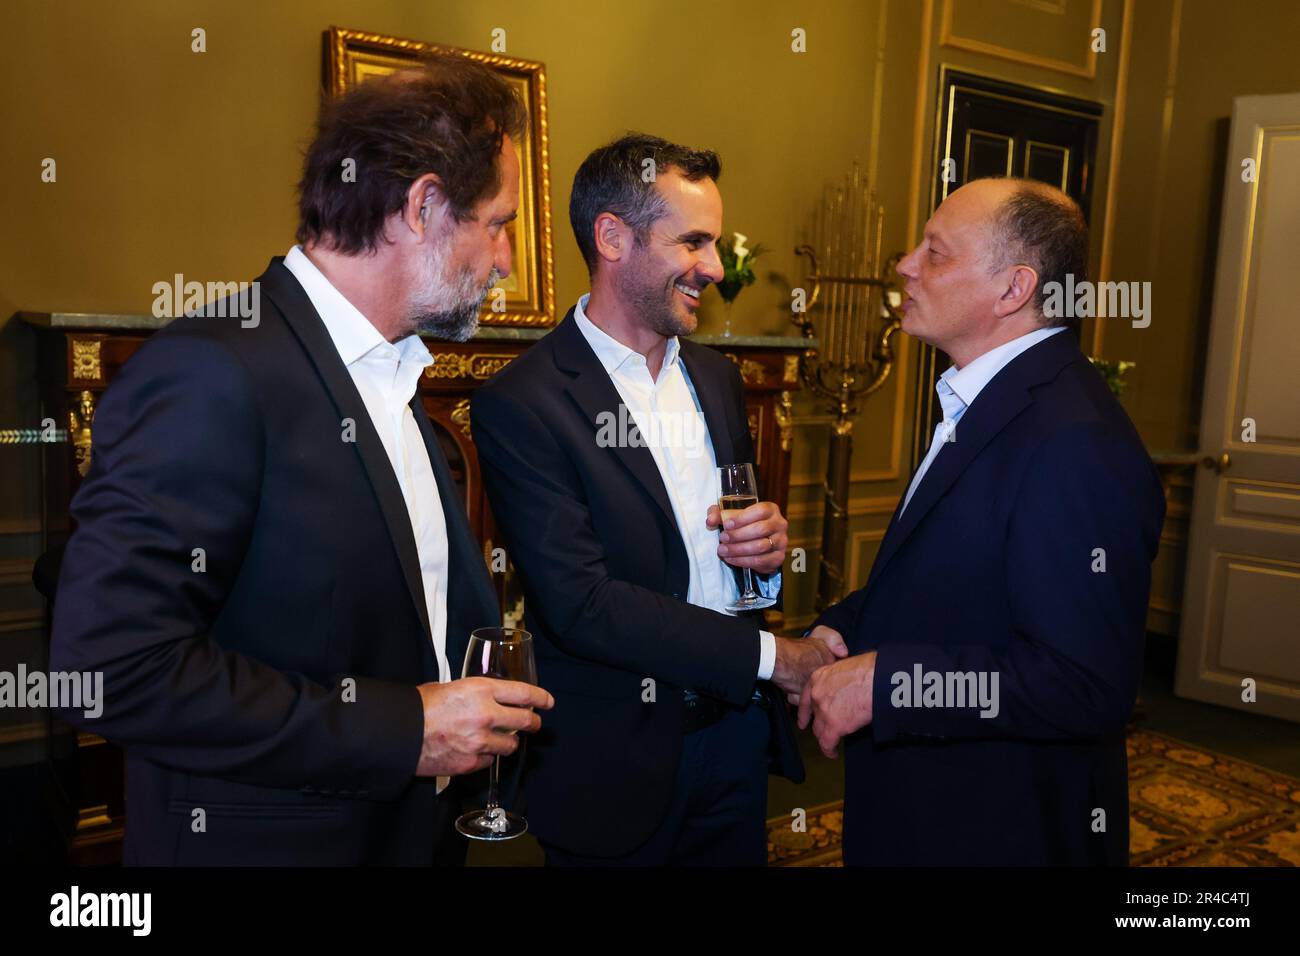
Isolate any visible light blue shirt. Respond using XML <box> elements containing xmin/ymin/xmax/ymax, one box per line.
<box><xmin>901</xmin><ymin>326</ymin><xmax>1068</xmax><ymax>514</ymax></box>
<box><xmin>573</xmin><ymin>294</ymin><xmax>779</xmax><ymax>681</ymax></box>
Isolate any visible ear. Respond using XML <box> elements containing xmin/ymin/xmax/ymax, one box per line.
<box><xmin>402</xmin><ymin>173</ymin><xmax>447</xmax><ymax>241</ymax></box>
<box><xmin>994</xmin><ymin>263</ymin><xmax>1039</xmax><ymax>318</ymax></box>
<box><xmin>592</xmin><ymin>211</ymin><xmax>631</xmax><ymax>266</ymax></box>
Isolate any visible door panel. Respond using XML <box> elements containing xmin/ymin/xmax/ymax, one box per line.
<box><xmin>912</xmin><ymin>69</ymin><xmax>1102</xmax><ymax>471</ymax></box>
<box><xmin>1176</xmin><ymin>93</ymin><xmax>1300</xmax><ymax>721</ymax></box>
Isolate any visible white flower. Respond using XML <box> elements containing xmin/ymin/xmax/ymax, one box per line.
<box><xmin>733</xmin><ymin>232</ymin><xmax>749</xmax><ymax>268</ymax></box>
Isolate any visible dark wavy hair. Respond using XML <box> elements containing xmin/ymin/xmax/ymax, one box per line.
<box><xmin>296</xmin><ymin>52</ymin><xmax>527</xmax><ymax>255</ymax></box>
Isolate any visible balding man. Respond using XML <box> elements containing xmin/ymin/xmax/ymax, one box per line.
<box><xmin>799</xmin><ymin>177</ymin><xmax>1165</xmax><ymax>866</ymax></box>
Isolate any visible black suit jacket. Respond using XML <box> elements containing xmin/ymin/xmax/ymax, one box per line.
<box><xmin>471</xmin><ymin>310</ymin><xmax>801</xmax><ymax>858</ymax></box>
<box><xmin>49</xmin><ymin>257</ymin><xmax>499</xmax><ymax>865</ymax></box>
<box><xmin>814</xmin><ymin>330</ymin><xmax>1165</xmax><ymax>866</ymax></box>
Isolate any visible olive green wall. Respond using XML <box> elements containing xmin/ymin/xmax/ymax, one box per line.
<box><xmin>0</xmin><ymin>0</ymin><xmax>895</xmax><ymax>675</ymax></box>
<box><xmin>2</xmin><ymin>0</ymin><xmax>1297</xmax><ymax>650</ymax></box>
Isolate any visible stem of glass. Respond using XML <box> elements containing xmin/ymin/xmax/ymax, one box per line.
<box><xmin>486</xmin><ymin>755</ymin><xmax>501</xmax><ymax>813</ymax></box>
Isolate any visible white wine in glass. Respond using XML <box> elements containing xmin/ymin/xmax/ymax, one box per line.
<box><xmin>718</xmin><ymin>462</ymin><xmax>776</xmax><ymax>612</ymax></box>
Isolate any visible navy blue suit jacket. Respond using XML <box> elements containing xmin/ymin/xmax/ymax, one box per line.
<box><xmin>471</xmin><ymin>311</ymin><xmax>799</xmax><ymax>858</ymax></box>
<box><xmin>49</xmin><ymin>258</ymin><xmax>498</xmax><ymax>865</ymax></box>
<box><xmin>814</xmin><ymin>329</ymin><xmax>1164</xmax><ymax>866</ymax></box>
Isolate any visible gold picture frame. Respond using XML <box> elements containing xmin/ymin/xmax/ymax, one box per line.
<box><xmin>324</xmin><ymin>26</ymin><xmax>556</xmax><ymax>328</ymax></box>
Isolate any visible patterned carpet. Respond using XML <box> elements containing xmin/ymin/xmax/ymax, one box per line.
<box><xmin>767</xmin><ymin>730</ymin><xmax>1300</xmax><ymax>866</ymax></box>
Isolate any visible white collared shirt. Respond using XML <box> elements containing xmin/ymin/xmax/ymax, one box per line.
<box><xmin>284</xmin><ymin>247</ymin><xmax>453</xmax><ymax>787</ymax></box>
<box><xmin>901</xmin><ymin>325</ymin><xmax>1067</xmax><ymax>514</ymax></box>
<box><xmin>573</xmin><ymin>294</ymin><xmax>778</xmax><ymax>680</ymax></box>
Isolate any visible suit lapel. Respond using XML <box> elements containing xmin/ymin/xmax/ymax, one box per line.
<box><xmin>258</xmin><ymin>258</ymin><xmax>435</xmax><ymax>657</ymax></box>
<box><xmin>679</xmin><ymin>342</ymin><xmax>735</xmax><ymax>468</ymax></box>
<box><xmin>551</xmin><ymin>312</ymin><xmax>677</xmax><ymax>531</ymax></box>
<box><xmin>865</xmin><ymin>330</ymin><xmax>1083</xmax><ymax>592</ymax></box>
<box><xmin>408</xmin><ymin>395</ymin><xmax>498</xmax><ymax>671</ymax></box>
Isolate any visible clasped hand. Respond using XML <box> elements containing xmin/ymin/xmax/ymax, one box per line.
<box><xmin>796</xmin><ymin>627</ymin><xmax>877</xmax><ymax>759</ymax></box>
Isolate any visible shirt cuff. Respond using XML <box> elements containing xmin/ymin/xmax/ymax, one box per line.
<box><xmin>756</xmin><ymin>571</ymin><xmax>782</xmax><ymax>599</ymax></box>
<box><xmin>757</xmin><ymin>630</ymin><xmax>776</xmax><ymax>681</ymax></box>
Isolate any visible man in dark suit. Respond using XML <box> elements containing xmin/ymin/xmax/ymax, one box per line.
<box><xmin>800</xmin><ymin>177</ymin><xmax>1165</xmax><ymax>866</ymax></box>
<box><xmin>472</xmin><ymin>134</ymin><xmax>845</xmax><ymax>865</ymax></box>
<box><xmin>49</xmin><ymin>56</ymin><xmax>552</xmax><ymax>866</ymax></box>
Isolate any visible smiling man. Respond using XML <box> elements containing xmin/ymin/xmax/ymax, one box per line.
<box><xmin>798</xmin><ymin>177</ymin><xmax>1166</xmax><ymax>866</ymax></box>
<box><xmin>471</xmin><ymin>134</ymin><xmax>844</xmax><ymax>865</ymax></box>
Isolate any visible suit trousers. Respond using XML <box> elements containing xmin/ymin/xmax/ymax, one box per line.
<box><xmin>433</xmin><ymin>785</ymin><xmax>468</xmax><ymax>867</ymax></box>
<box><xmin>541</xmin><ymin>698</ymin><xmax>770</xmax><ymax>866</ymax></box>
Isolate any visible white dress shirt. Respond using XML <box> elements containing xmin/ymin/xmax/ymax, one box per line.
<box><xmin>284</xmin><ymin>246</ymin><xmax>452</xmax><ymax>787</ymax></box>
<box><xmin>901</xmin><ymin>325</ymin><xmax>1067</xmax><ymax>514</ymax></box>
<box><xmin>573</xmin><ymin>294</ymin><xmax>778</xmax><ymax>680</ymax></box>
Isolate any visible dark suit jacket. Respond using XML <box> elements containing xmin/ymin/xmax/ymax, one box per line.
<box><xmin>49</xmin><ymin>257</ymin><xmax>499</xmax><ymax>866</ymax></box>
<box><xmin>470</xmin><ymin>309</ymin><xmax>800</xmax><ymax>858</ymax></box>
<box><xmin>814</xmin><ymin>329</ymin><xmax>1165</xmax><ymax>866</ymax></box>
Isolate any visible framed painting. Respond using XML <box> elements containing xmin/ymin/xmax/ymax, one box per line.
<box><xmin>324</xmin><ymin>26</ymin><xmax>557</xmax><ymax>328</ymax></box>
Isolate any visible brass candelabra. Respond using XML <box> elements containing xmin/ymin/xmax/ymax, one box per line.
<box><xmin>792</xmin><ymin>166</ymin><xmax>905</xmax><ymax>610</ymax></box>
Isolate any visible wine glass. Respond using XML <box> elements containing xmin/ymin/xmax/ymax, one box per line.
<box><xmin>718</xmin><ymin>462</ymin><xmax>776</xmax><ymax>612</ymax></box>
<box><xmin>455</xmin><ymin>626</ymin><xmax>537</xmax><ymax>841</ymax></box>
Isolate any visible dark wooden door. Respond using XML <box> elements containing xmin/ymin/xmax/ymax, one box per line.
<box><xmin>911</xmin><ymin>69</ymin><xmax>1103</xmax><ymax>471</ymax></box>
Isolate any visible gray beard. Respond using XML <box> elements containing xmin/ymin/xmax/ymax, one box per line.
<box><xmin>412</xmin><ymin>291</ymin><xmax>487</xmax><ymax>342</ymax></box>
<box><xmin>406</xmin><ymin>237</ymin><xmax>498</xmax><ymax>342</ymax></box>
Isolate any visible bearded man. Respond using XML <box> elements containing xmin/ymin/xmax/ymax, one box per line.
<box><xmin>471</xmin><ymin>134</ymin><xmax>844</xmax><ymax>865</ymax></box>
<box><xmin>49</xmin><ymin>54</ymin><xmax>552</xmax><ymax>866</ymax></box>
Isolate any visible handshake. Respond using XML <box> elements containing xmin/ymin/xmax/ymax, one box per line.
<box><xmin>773</xmin><ymin>627</ymin><xmax>878</xmax><ymax>760</ymax></box>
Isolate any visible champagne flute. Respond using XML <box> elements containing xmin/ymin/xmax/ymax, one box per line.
<box><xmin>719</xmin><ymin>462</ymin><xmax>776</xmax><ymax>612</ymax></box>
<box><xmin>455</xmin><ymin>626</ymin><xmax>537</xmax><ymax>841</ymax></box>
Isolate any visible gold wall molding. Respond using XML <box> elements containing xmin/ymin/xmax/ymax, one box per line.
<box><xmin>939</xmin><ymin>0</ymin><xmax>1103</xmax><ymax>79</ymax></box>
<box><xmin>1148</xmin><ymin>596</ymin><xmax>1182</xmax><ymax>614</ymax></box>
<box><xmin>0</xmin><ymin>608</ymin><xmax>44</xmax><ymax>635</ymax></box>
<box><xmin>848</xmin><ymin>527</ymin><xmax>889</xmax><ymax>591</ymax></box>
<box><xmin>1147</xmin><ymin>0</ymin><xmax>1186</xmax><ymax>307</ymax></box>
<box><xmin>0</xmin><ymin>518</ymin><xmax>43</xmax><ymax>535</ymax></box>
<box><xmin>787</xmin><ymin>494</ymin><xmax>900</xmax><ymax>519</ymax></box>
<box><xmin>908</xmin><ymin>0</ymin><xmax>937</xmax><ymax>246</ymax></box>
<box><xmin>790</xmin><ymin>466</ymin><xmax>906</xmax><ymax>488</ymax></box>
<box><xmin>867</xmin><ymin>0</ymin><xmax>890</xmax><ymax>186</ymax></box>
<box><xmin>0</xmin><ymin>721</ymin><xmax>48</xmax><ymax>746</ymax></box>
<box><xmin>0</xmin><ymin>559</ymin><xmax>37</xmax><ymax>587</ymax></box>
<box><xmin>1093</xmin><ymin>0</ymin><xmax>1134</xmax><ymax>356</ymax></box>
